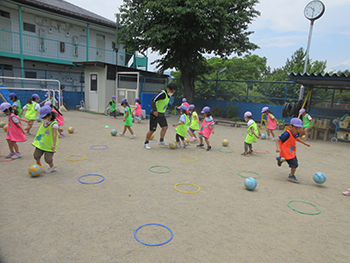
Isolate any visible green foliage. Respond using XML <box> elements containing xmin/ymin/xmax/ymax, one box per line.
<box><xmin>226</xmin><ymin>105</ymin><xmax>239</xmax><ymax>119</ymax></box>
<box><xmin>211</xmin><ymin>104</ymin><xmax>224</xmax><ymax>117</ymax></box>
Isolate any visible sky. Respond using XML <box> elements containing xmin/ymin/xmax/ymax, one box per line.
<box><xmin>68</xmin><ymin>0</ymin><xmax>350</xmax><ymax>73</ymax></box>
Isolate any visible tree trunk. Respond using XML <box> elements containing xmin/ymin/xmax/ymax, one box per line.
<box><xmin>181</xmin><ymin>71</ymin><xmax>195</xmax><ymax>104</ymax></box>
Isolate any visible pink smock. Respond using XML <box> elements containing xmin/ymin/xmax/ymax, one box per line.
<box><xmin>267</xmin><ymin>113</ymin><xmax>277</xmax><ymax>130</ymax></box>
<box><xmin>6</xmin><ymin>114</ymin><xmax>26</xmax><ymax>142</ymax></box>
<box><xmin>52</xmin><ymin>109</ymin><xmax>64</xmax><ymax>126</ymax></box>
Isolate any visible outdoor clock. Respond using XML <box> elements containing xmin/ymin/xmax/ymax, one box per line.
<box><xmin>304</xmin><ymin>0</ymin><xmax>325</xmax><ymax>21</ymax></box>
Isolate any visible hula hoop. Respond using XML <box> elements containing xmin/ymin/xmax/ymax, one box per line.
<box><xmin>149</xmin><ymin>165</ymin><xmax>171</xmax><ymax>174</ymax></box>
<box><xmin>174</xmin><ymin>183</ymin><xmax>201</xmax><ymax>194</ymax></box>
<box><xmin>78</xmin><ymin>174</ymin><xmax>105</xmax><ymax>184</ymax></box>
<box><xmin>287</xmin><ymin>200</ymin><xmax>321</xmax><ymax>215</ymax></box>
<box><xmin>0</xmin><ymin>155</ymin><xmax>16</xmax><ymax>162</ymax></box>
<box><xmin>238</xmin><ymin>170</ymin><xmax>261</xmax><ymax>179</ymax></box>
<box><xmin>218</xmin><ymin>147</ymin><xmax>234</xmax><ymax>153</ymax></box>
<box><xmin>179</xmin><ymin>156</ymin><xmax>198</xmax><ymax>162</ymax></box>
<box><xmin>134</xmin><ymin>223</ymin><xmax>173</xmax><ymax>246</ymax></box>
<box><xmin>104</xmin><ymin>134</ymin><xmax>118</xmax><ymax>138</ymax></box>
<box><xmin>64</xmin><ymin>155</ymin><xmax>86</xmax><ymax>161</ymax></box>
<box><xmin>253</xmin><ymin>149</ymin><xmax>270</xmax><ymax>154</ymax></box>
<box><xmin>90</xmin><ymin>145</ymin><xmax>108</xmax><ymax>150</ymax></box>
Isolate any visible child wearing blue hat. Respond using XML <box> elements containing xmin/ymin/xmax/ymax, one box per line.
<box><xmin>105</xmin><ymin>95</ymin><xmax>117</xmax><ymax>118</ymax></box>
<box><xmin>172</xmin><ymin>104</ymin><xmax>190</xmax><ymax>148</ymax></box>
<box><xmin>22</xmin><ymin>94</ymin><xmax>41</xmax><ymax>135</ymax></box>
<box><xmin>120</xmin><ymin>99</ymin><xmax>135</xmax><ymax>138</ymax></box>
<box><xmin>197</xmin><ymin>106</ymin><xmax>215</xmax><ymax>151</ymax></box>
<box><xmin>276</xmin><ymin>118</ymin><xmax>310</xmax><ymax>183</ymax></box>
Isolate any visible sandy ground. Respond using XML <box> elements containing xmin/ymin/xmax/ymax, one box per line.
<box><xmin>0</xmin><ymin>110</ymin><xmax>349</xmax><ymax>263</ymax></box>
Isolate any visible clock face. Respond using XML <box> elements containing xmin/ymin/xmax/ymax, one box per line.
<box><xmin>304</xmin><ymin>0</ymin><xmax>325</xmax><ymax>20</ymax></box>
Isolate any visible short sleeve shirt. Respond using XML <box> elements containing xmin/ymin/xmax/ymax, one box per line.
<box><xmin>279</xmin><ymin>131</ymin><xmax>299</xmax><ymax>142</ymax></box>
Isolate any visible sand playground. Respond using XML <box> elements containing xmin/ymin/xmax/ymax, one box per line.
<box><xmin>0</xmin><ymin>110</ymin><xmax>349</xmax><ymax>263</ymax></box>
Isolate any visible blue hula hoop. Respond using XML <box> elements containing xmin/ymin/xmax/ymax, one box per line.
<box><xmin>90</xmin><ymin>145</ymin><xmax>108</xmax><ymax>150</ymax></box>
<box><xmin>78</xmin><ymin>174</ymin><xmax>105</xmax><ymax>184</ymax></box>
<box><xmin>134</xmin><ymin>223</ymin><xmax>173</xmax><ymax>246</ymax></box>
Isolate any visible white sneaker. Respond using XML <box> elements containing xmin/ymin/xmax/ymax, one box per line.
<box><xmin>176</xmin><ymin>144</ymin><xmax>180</xmax><ymax>149</ymax></box>
<box><xmin>130</xmin><ymin>134</ymin><xmax>136</xmax><ymax>139</ymax></box>
<box><xmin>119</xmin><ymin>133</ymin><xmax>125</xmax><ymax>137</ymax></box>
<box><xmin>45</xmin><ymin>166</ymin><xmax>57</xmax><ymax>173</ymax></box>
<box><xmin>158</xmin><ymin>141</ymin><xmax>168</xmax><ymax>146</ymax></box>
<box><xmin>271</xmin><ymin>137</ymin><xmax>276</xmax><ymax>141</ymax></box>
<box><xmin>144</xmin><ymin>143</ymin><xmax>151</xmax><ymax>150</ymax></box>
<box><xmin>183</xmin><ymin>141</ymin><xmax>188</xmax><ymax>148</ymax></box>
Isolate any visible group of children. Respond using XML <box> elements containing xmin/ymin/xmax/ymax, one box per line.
<box><xmin>1</xmin><ymin>92</ymin><xmax>64</xmax><ymax>173</ymax></box>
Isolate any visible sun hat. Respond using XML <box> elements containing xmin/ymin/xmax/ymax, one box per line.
<box><xmin>261</xmin><ymin>106</ymin><xmax>269</xmax><ymax>113</ymax></box>
<box><xmin>120</xmin><ymin>98</ymin><xmax>127</xmax><ymax>105</ymax></box>
<box><xmin>44</xmin><ymin>101</ymin><xmax>52</xmax><ymax>106</ymax></box>
<box><xmin>112</xmin><ymin>95</ymin><xmax>116</xmax><ymax>99</ymax></box>
<box><xmin>32</xmin><ymin>94</ymin><xmax>40</xmax><ymax>100</ymax></box>
<box><xmin>188</xmin><ymin>104</ymin><xmax>195</xmax><ymax>110</ymax></box>
<box><xmin>39</xmin><ymin>106</ymin><xmax>52</xmax><ymax>118</ymax></box>
<box><xmin>244</xmin><ymin>111</ymin><xmax>252</xmax><ymax>118</ymax></box>
<box><xmin>182</xmin><ymin>98</ymin><xmax>187</xmax><ymax>102</ymax></box>
<box><xmin>201</xmin><ymin>106</ymin><xmax>210</xmax><ymax>113</ymax></box>
<box><xmin>299</xmin><ymin>108</ymin><xmax>306</xmax><ymax>115</ymax></box>
<box><xmin>290</xmin><ymin>118</ymin><xmax>303</xmax><ymax>127</ymax></box>
<box><xmin>134</xmin><ymin>97</ymin><xmax>139</xmax><ymax>101</ymax></box>
<box><xmin>0</xmin><ymin>102</ymin><xmax>11</xmax><ymax>112</ymax></box>
<box><xmin>179</xmin><ymin>105</ymin><xmax>187</xmax><ymax>111</ymax></box>
<box><xmin>8</xmin><ymin>93</ymin><xmax>16</xmax><ymax>99</ymax></box>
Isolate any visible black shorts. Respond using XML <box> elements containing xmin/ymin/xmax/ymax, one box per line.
<box><xmin>110</xmin><ymin>110</ymin><xmax>117</xmax><ymax>117</ymax></box>
<box><xmin>149</xmin><ymin>113</ymin><xmax>168</xmax><ymax>131</ymax></box>
<box><xmin>286</xmin><ymin>157</ymin><xmax>298</xmax><ymax>168</ymax></box>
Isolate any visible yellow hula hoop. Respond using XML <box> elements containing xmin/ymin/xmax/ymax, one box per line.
<box><xmin>64</xmin><ymin>155</ymin><xmax>86</xmax><ymax>161</ymax></box>
<box><xmin>174</xmin><ymin>183</ymin><xmax>201</xmax><ymax>194</ymax></box>
<box><xmin>104</xmin><ymin>134</ymin><xmax>118</xmax><ymax>138</ymax></box>
<box><xmin>179</xmin><ymin>156</ymin><xmax>198</xmax><ymax>162</ymax></box>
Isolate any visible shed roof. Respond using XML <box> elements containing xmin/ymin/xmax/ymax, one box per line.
<box><xmin>288</xmin><ymin>73</ymin><xmax>350</xmax><ymax>88</ymax></box>
<box><xmin>10</xmin><ymin>0</ymin><xmax>116</xmax><ymax>29</ymax></box>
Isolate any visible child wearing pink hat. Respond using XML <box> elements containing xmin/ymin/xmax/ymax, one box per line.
<box><xmin>276</xmin><ymin>118</ymin><xmax>310</xmax><ymax>183</ymax></box>
<box><xmin>261</xmin><ymin>106</ymin><xmax>279</xmax><ymax>141</ymax></box>
<box><xmin>197</xmin><ymin>106</ymin><xmax>215</xmax><ymax>151</ymax></box>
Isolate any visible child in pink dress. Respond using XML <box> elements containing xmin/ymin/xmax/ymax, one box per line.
<box><xmin>262</xmin><ymin>106</ymin><xmax>279</xmax><ymax>141</ymax></box>
<box><xmin>0</xmin><ymin>102</ymin><xmax>27</xmax><ymax>159</ymax></box>
<box><xmin>132</xmin><ymin>97</ymin><xmax>142</xmax><ymax>123</ymax></box>
<box><xmin>45</xmin><ymin>101</ymin><xmax>65</xmax><ymax>138</ymax></box>
<box><xmin>197</xmin><ymin>106</ymin><xmax>215</xmax><ymax>151</ymax></box>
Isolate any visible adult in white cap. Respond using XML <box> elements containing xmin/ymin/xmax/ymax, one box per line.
<box><xmin>299</xmin><ymin>108</ymin><xmax>313</xmax><ymax>141</ymax></box>
<box><xmin>276</xmin><ymin>118</ymin><xmax>310</xmax><ymax>183</ymax></box>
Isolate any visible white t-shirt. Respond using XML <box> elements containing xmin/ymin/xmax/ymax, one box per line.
<box><xmin>179</xmin><ymin>114</ymin><xmax>186</xmax><ymax>123</ymax></box>
<box><xmin>22</xmin><ymin>102</ymin><xmax>40</xmax><ymax>111</ymax></box>
<box><xmin>247</xmin><ymin>120</ymin><xmax>254</xmax><ymax>127</ymax></box>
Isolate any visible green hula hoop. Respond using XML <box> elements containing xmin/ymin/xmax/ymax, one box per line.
<box><xmin>238</xmin><ymin>170</ymin><xmax>261</xmax><ymax>179</ymax></box>
<box><xmin>149</xmin><ymin>165</ymin><xmax>172</xmax><ymax>174</ymax></box>
<box><xmin>218</xmin><ymin>147</ymin><xmax>234</xmax><ymax>153</ymax></box>
<box><xmin>287</xmin><ymin>200</ymin><xmax>321</xmax><ymax>215</ymax></box>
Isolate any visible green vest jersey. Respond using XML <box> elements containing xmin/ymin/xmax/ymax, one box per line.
<box><xmin>190</xmin><ymin>111</ymin><xmax>199</xmax><ymax>130</ymax></box>
<box><xmin>176</xmin><ymin>114</ymin><xmax>190</xmax><ymax>137</ymax></box>
<box><xmin>32</xmin><ymin>120</ymin><xmax>59</xmax><ymax>152</ymax></box>
<box><xmin>15</xmin><ymin>100</ymin><xmax>22</xmax><ymax>118</ymax></box>
<box><xmin>155</xmin><ymin>90</ymin><xmax>169</xmax><ymax>113</ymax></box>
<box><xmin>109</xmin><ymin>100</ymin><xmax>116</xmax><ymax>112</ymax></box>
<box><xmin>124</xmin><ymin>106</ymin><xmax>133</xmax><ymax>127</ymax></box>
<box><xmin>25</xmin><ymin>103</ymin><xmax>38</xmax><ymax>120</ymax></box>
<box><xmin>302</xmin><ymin>114</ymin><xmax>312</xmax><ymax>128</ymax></box>
<box><xmin>245</xmin><ymin>121</ymin><xmax>259</xmax><ymax>144</ymax></box>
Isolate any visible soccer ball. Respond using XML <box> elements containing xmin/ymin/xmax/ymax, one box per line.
<box><xmin>68</xmin><ymin>127</ymin><xmax>74</xmax><ymax>134</ymax></box>
<box><xmin>169</xmin><ymin>142</ymin><xmax>177</xmax><ymax>149</ymax></box>
<box><xmin>0</xmin><ymin>121</ymin><xmax>4</xmax><ymax>128</ymax></box>
<box><xmin>28</xmin><ymin>164</ymin><xmax>42</xmax><ymax>177</ymax></box>
<box><xmin>36</xmin><ymin>117</ymin><xmax>42</xmax><ymax>122</ymax></box>
<box><xmin>3</xmin><ymin>124</ymin><xmax>8</xmax><ymax>132</ymax></box>
<box><xmin>222</xmin><ymin>139</ymin><xmax>229</xmax><ymax>146</ymax></box>
<box><xmin>184</xmin><ymin>137</ymin><xmax>190</xmax><ymax>144</ymax></box>
<box><xmin>110</xmin><ymin>129</ymin><xmax>117</xmax><ymax>136</ymax></box>
<box><xmin>244</xmin><ymin>177</ymin><xmax>257</xmax><ymax>190</ymax></box>
<box><xmin>150</xmin><ymin>133</ymin><xmax>155</xmax><ymax>140</ymax></box>
<box><xmin>301</xmin><ymin>135</ymin><xmax>306</xmax><ymax>140</ymax></box>
<box><xmin>260</xmin><ymin>133</ymin><xmax>266</xmax><ymax>140</ymax></box>
<box><xmin>313</xmin><ymin>172</ymin><xmax>326</xmax><ymax>184</ymax></box>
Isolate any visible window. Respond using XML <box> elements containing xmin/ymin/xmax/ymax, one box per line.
<box><xmin>0</xmin><ymin>10</ymin><xmax>10</xmax><ymax>18</ymax></box>
<box><xmin>0</xmin><ymin>64</ymin><xmax>13</xmax><ymax>71</ymax></box>
<box><xmin>25</xmin><ymin>71</ymin><xmax>37</xmax><ymax>78</ymax></box>
<box><xmin>23</xmin><ymin>22</ymin><xmax>36</xmax><ymax>33</ymax></box>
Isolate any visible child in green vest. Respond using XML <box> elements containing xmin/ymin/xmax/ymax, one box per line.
<box><xmin>9</xmin><ymin>92</ymin><xmax>23</xmax><ymax>118</ymax></box>
<box><xmin>120</xmin><ymin>99</ymin><xmax>135</xmax><ymax>138</ymax></box>
<box><xmin>22</xmin><ymin>94</ymin><xmax>40</xmax><ymax>135</ymax></box>
<box><xmin>105</xmin><ymin>95</ymin><xmax>117</xmax><ymax>118</ymax></box>
<box><xmin>32</xmin><ymin>106</ymin><xmax>59</xmax><ymax>173</ymax></box>
<box><xmin>299</xmin><ymin>109</ymin><xmax>313</xmax><ymax>141</ymax></box>
<box><xmin>188</xmin><ymin>104</ymin><xmax>199</xmax><ymax>142</ymax></box>
<box><xmin>242</xmin><ymin>111</ymin><xmax>261</xmax><ymax>157</ymax></box>
<box><xmin>173</xmin><ymin>105</ymin><xmax>190</xmax><ymax>148</ymax></box>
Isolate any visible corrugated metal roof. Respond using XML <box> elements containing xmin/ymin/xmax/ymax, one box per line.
<box><xmin>288</xmin><ymin>73</ymin><xmax>350</xmax><ymax>88</ymax></box>
<box><xmin>10</xmin><ymin>0</ymin><xmax>116</xmax><ymax>28</ymax></box>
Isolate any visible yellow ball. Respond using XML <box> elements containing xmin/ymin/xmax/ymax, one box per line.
<box><xmin>169</xmin><ymin>142</ymin><xmax>177</xmax><ymax>149</ymax></box>
<box><xmin>3</xmin><ymin>124</ymin><xmax>8</xmax><ymax>132</ymax></box>
<box><xmin>68</xmin><ymin>127</ymin><xmax>75</xmax><ymax>134</ymax></box>
<box><xmin>28</xmin><ymin>164</ymin><xmax>42</xmax><ymax>177</ymax></box>
<box><xmin>301</xmin><ymin>135</ymin><xmax>305</xmax><ymax>140</ymax></box>
<box><xmin>184</xmin><ymin>138</ymin><xmax>190</xmax><ymax>144</ymax></box>
<box><xmin>150</xmin><ymin>133</ymin><xmax>155</xmax><ymax>140</ymax></box>
<box><xmin>222</xmin><ymin>139</ymin><xmax>229</xmax><ymax>147</ymax></box>
<box><xmin>0</xmin><ymin>121</ymin><xmax>4</xmax><ymax>128</ymax></box>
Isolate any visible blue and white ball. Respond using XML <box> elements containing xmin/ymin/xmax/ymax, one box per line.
<box><xmin>36</xmin><ymin>117</ymin><xmax>42</xmax><ymax>122</ymax></box>
<box><xmin>110</xmin><ymin>129</ymin><xmax>117</xmax><ymax>136</ymax></box>
<box><xmin>244</xmin><ymin>177</ymin><xmax>257</xmax><ymax>190</ymax></box>
<box><xmin>28</xmin><ymin>164</ymin><xmax>42</xmax><ymax>177</ymax></box>
<box><xmin>260</xmin><ymin>133</ymin><xmax>266</xmax><ymax>140</ymax></box>
<box><xmin>313</xmin><ymin>172</ymin><xmax>326</xmax><ymax>184</ymax></box>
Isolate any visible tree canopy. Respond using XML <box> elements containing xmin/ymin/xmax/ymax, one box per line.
<box><xmin>118</xmin><ymin>0</ymin><xmax>260</xmax><ymax>102</ymax></box>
